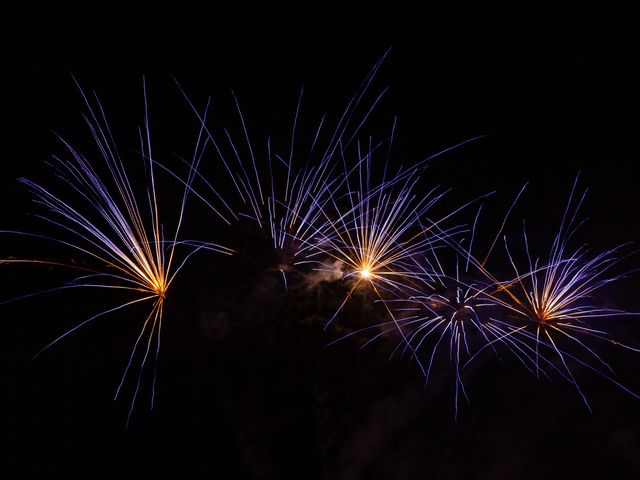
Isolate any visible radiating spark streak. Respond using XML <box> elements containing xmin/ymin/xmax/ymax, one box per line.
<box><xmin>544</xmin><ymin>328</ymin><xmax>592</xmax><ymax>410</ymax></box>
<box><xmin>466</xmin><ymin>204</ymin><xmax>483</xmax><ymax>272</ymax></box>
<box><xmin>231</xmin><ymin>91</ymin><xmax>264</xmax><ymax>206</ymax></box>
<box><xmin>33</xmin><ymin>294</ymin><xmax>158</xmax><ymax>360</ymax></box>
<box><xmin>547</xmin><ymin>323</ymin><xmax>615</xmax><ymax>374</ymax></box>
<box><xmin>0</xmin><ymin>284</ymin><xmax>89</xmax><ymax>306</ymax></box>
<box><xmin>151</xmin><ymin>312</ymin><xmax>162</xmax><ymax>411</ymax></box>
<box><xmin>481</xmin><ymin>182</ymin><xmax>528</xmax><ymax>266</ymax></box>
<box><xmin>486</xmin><ymin>317</ymin><xmax>640</xmax><ymax>400</ymax></box>
<box><xmin>372</xmin><ymin>282</ymin><xmax>427</xmax><ymax>376</ymax></box>
<box><xmin>472</xmin><ymin>322</ymin><xmax>537</xmax><ymax>373</ymax></box>
<box><xmin>115</xmin><ymin>299</ymin><xmax>161</xmax><ymax>400</ymax></box>
<box><xmin>122</xmin><ymin>300</ymin><xmax>163</xmax><ymax>427</ymax></box>
<box><xmin>285</xmin><ymin>87</ymin><xmax>303</xmax><ymax>203</ymax></box>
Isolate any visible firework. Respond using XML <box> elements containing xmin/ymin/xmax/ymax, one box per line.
<box><xmin>387</xmin><ymin>277</ymin><xmax>495</xmax><ymax>418</ymax></box>
<box><xmin>467</xmin><ymin>176</ymin><xmax>640</xmax><ymax>409</ymax></box>
<box><xmin>310</xmin><ymin>154</ymin><xmax>447</xmax><ymax>321</ymax></box>
<box><xmin>3</xmin><ymin>55</ymin><xmax>639</xmax><ymax>428</ymax></box>
<box><xmin>330</xmin><ymin>263</ymin><xmax>495</xmax><ymax>419</ymax></box>
<box><xmin>2</xmin><ymin>78</ymin><xmax>232</xmax><ymax>424</ymax></box>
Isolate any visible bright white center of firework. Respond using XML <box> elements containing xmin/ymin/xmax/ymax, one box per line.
<box><xmin>360</xmin><ymin>268</ymin><xmax>371</xmax><ymax>279</ymax></box>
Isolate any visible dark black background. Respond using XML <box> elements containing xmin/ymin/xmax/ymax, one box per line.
<box><xmin>3</xmin><ymin>4</ymin><xmax>640</xmax><ymax>479</ymax></box>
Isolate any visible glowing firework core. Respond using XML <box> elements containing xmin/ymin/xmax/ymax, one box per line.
<box><xmin>155</xmin><ymin>281</ymin><xmax>167</xmax><ymax>299</ymax></box>
<box><xmin>359</xmin><ymin>267</ymin><xmax>372</xmax><ymax>279</ymax></box>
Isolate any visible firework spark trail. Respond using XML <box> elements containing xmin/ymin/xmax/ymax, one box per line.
<box><xmin>1</xmin><ymin>78</ymin><xmax>232</xmax><ymax>425</ymax></box>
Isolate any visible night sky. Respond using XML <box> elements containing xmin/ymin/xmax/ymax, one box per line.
<box><xmin>3</xmin><ymin>5</ymin><xmax>640</xmax><ymax>478</ymax></box>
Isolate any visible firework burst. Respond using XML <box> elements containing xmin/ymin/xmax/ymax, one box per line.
<box><xmin>310</xmin><ymin>157</ymin><xmax>447</xmax><ymax>322</ymax></box>
<box><xmin>2</xmin><ymin>79</ymin><xmax>232</xmax><ymax>424</ymax></box>
<box><xmin>332</xmin><ymin>261</ymin><xmax>497</xmax><ymax>419</ymax></box>
<box><xmin>468</xmin><ymin>176</ymin><xmax>640</xmax><ymax>408</ymax></box>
